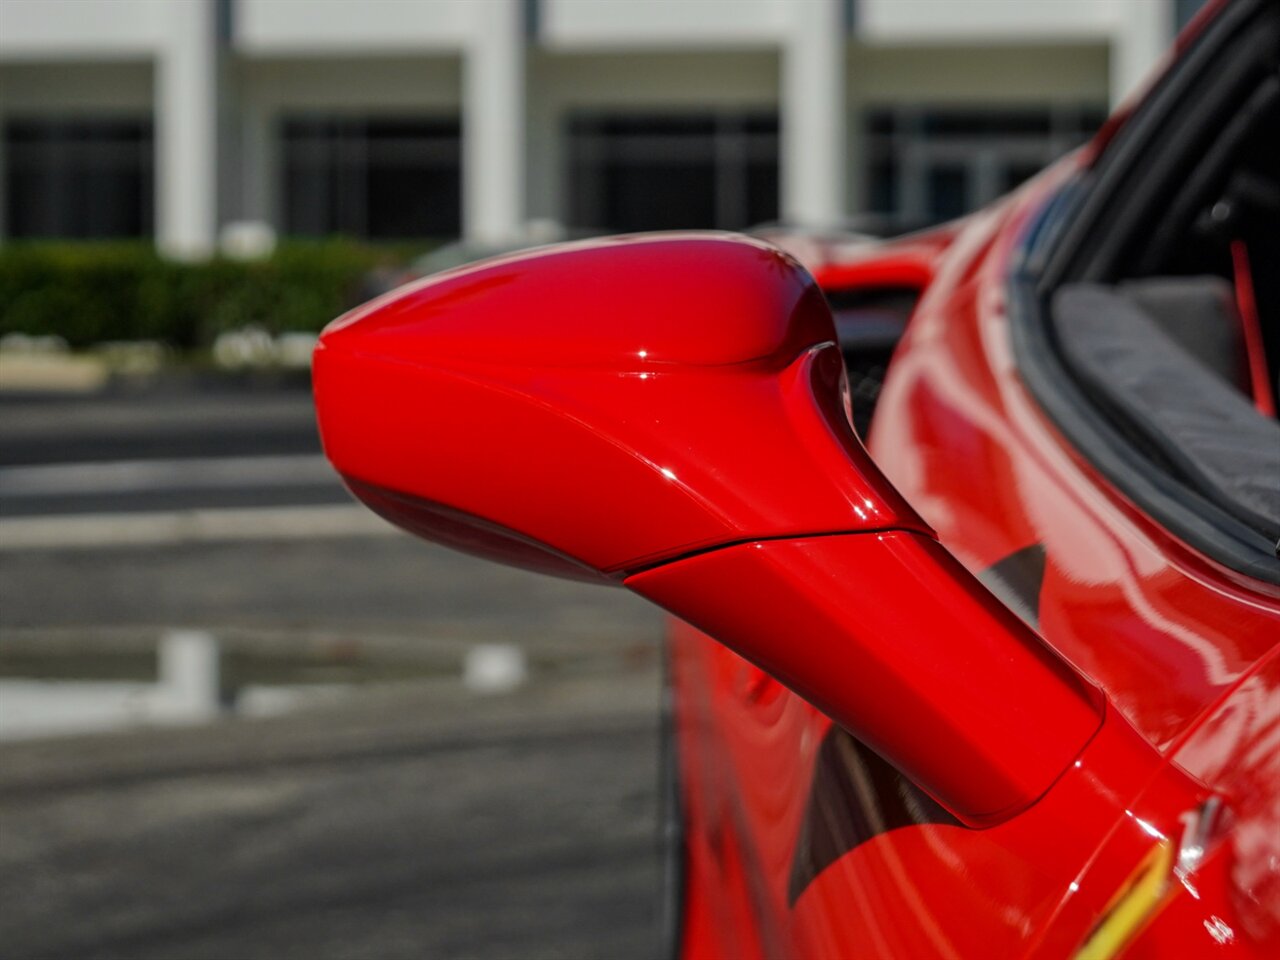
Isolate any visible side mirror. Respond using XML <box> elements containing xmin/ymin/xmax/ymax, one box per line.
<box><xmin>314</xmin><ymin>234</ymin><xmax>1101</xmax><ymax>826</ymax></box>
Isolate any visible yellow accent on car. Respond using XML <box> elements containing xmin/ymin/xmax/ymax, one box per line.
<box><xmin>1074</xmin><ymin>842</ymin><xmax>1173</xmax><ymax>960</ymax></box>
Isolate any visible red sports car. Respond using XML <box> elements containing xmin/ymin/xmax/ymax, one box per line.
<box><xmin>313</xmin><ymin>0</ymin><xmax>1280</xmax><ymax>955</ymax></box>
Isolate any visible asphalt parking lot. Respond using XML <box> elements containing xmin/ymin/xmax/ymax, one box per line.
<box><xmin>0</xmin><ymin>378</ymin><xmax>668</xmax><ymax>959</ymax></box>
<box><xmin>0</xmin><ymin>671</ymin><xmax>663</xmax><ymax>960</ymax></box>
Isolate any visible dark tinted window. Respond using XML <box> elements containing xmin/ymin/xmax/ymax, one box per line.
<box><xmin>282</xmin><ymin>116</ymin><xmax>461</xmax><ymax>239</ymax></box>
<box><xmin>865</xmin><ymin>105</ymin><xmax>1105</xmax><ymax>228</ymax></box>
<box><xmin>5</xmin><ymin>118</ymin><xmax>153</xmax><ymax>238</ymax></box>
<box><xmin>568</xmin><ymin>112</ymin><xmax>779</xmax><ymax>232</ymax></box>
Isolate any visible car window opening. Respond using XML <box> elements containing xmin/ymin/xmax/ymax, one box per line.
<box><xmin>1022</xmin><ymin>0</ymin><xmax>1280</xmax><ymax>579</ymax></box>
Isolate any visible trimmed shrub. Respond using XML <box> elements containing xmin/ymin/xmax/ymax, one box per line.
<box><xmin>0</xmin><ymin>241</ymin><xmax>421</xmax><ymax>349</ymax></box>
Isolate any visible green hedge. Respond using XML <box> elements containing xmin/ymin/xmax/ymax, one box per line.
<box><xmin>0</xmin><ymin>241</ymin><xmax>423</xmax><ymax>349</ymax></box>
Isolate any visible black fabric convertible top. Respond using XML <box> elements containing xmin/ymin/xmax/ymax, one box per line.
<box><xmin>1117</xmin><ymin>276</ymin><xmax>1248</xmax><ymax>391</ymax></box>
<box><xmin>1053</xmin><ymin>282</ymin><xmax>1280</xmax><ymax>543</ymax></box>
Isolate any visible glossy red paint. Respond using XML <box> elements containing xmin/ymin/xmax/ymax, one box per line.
<box><xmin>1027</xmin><ymin>650</ymin><xmax>1280</xmax><ymax>959</ymax></box>
<box><xmin>668</xmin><ymin>111</ymin><xmax>1279</xmax><ymax>960</ymax></box>
<box><xmin>313</xmin><ymin>189</ymin><xmax>1280</xmax><ymax>958</ymax></box>
<box><xmin>629</xmin><ymin>531</ymin><xmax>1100</xmax><ymax>825</ymax></box>
<box><xmin>668</xmin><ymin>612</ymin><xmax>1216</xmax><ymax>959</ymax></box>
<box><xmin>1152</xmin><ymin>651</ymin><xmax>1280</xmax><ymax>953</ymax></box>
<box><xmin>870</xmin><ymin>176</ymin><xmax>1280</xmax><ymax>753</ymax></box>
<box><xmin>314</xmin><ymin>233</ymin><xmax>928</xmax><ymax>580</ymax></box>
<box><xmin>754</xmin><ymin>224</ymin><xmax>959</xmax><ymax>293</ymax></box>
<box><xmin>314</xmin><ymin>2</ymin><xmax>1280</xmax><ymax>953</ymax></box>
<box><xmin>314</xmin><ymin>231</ymin><xmax>1102</xmax><ymax>824</ymax></box>
<box><xmin>811</xmin><ymin>229</ymin><xmax>958</xmax><ymax>293</ymax></box>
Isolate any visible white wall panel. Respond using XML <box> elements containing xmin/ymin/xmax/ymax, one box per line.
<box><xmin>858</xmin><ymin>0</ymin><xmax>1119</xmax><ymax>43</ymax></box>
<box><xmin>236</xmin><ymin>0</ymin><xmax>470</xmax><ymax>55</ymax></box>
<box><xmin>541</xmin><ymin>0</ymin><xmax>791</xmax><ymax>49</ymax></box>
<box><xmin>0</xmin><ymin>0</ymin><xmax>166</xmax><ymax>60</ymax></box>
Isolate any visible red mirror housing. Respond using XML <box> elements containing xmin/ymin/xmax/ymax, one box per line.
<box><xmin>314</xmin><ymin>233</ymin><xmax>1102</xmax><ymax>826</ymax></box>
<box><xmin>314</xmin><ymin>234</ymin><xmax>928</xmax><ymax>579</ymax></box>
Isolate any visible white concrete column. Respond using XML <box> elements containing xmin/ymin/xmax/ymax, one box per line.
<box><xmin>781</xmin><ymin>0</ymin><xmax>846</xmax><ymax>228</ymax></box>
<box><xmin>156</xmin><ymin>0</ymin><xmax>219</xmax><ymax>259</ymax></box>
<box><xmin>1110</xmin><ymin>0</ymin><xmax>1176</xmax><ymax>108</ymax></box>
<box><xmin>463</xmin><ymin>0</ymin><xmax>526</xmax><ymax>244</ymax></box>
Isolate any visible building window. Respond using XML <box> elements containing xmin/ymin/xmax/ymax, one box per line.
<box><xmin>281</xmin><ymin>116</ymin><xmax>461</xmax><ymax>239</ymax></box>
<box><xmin>4</xmin><ymin>118</ymin><xmax>153</xmax><ymax>239</ymax></box>
<box><xmin>568</xmin><ymin>113</ymin><xmax>779</xmax><ymax>233</ymax></box>
<box><xmin>864</xmin><ymin>105</ymin><xmax>1106</xmax><ymax>231</ymax></box>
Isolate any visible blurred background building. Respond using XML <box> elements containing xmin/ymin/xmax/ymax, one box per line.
<box><xmin>0</xmin><ymin>0</ymin><xmax>1211</xmax><ymax>259</ymax></box>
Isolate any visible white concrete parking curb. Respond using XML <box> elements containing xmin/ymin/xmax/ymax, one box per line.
<box><xmin>0</xmin><ymin>504</ymin><xmax>396</xmax><ymax>551</ymax></box>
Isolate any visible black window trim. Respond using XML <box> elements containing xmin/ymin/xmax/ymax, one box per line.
<box><xmin>1008</xmin><ymin>0</ymin><xmax>1280</xmax><ymax>586</ymax></box>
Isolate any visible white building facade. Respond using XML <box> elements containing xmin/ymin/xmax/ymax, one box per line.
<box><xmin>0</xmin><ymin>0</ymin><xmax>1204</xmax><ymax>258</ymax></box>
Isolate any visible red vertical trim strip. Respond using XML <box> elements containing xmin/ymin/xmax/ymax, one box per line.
<box><xmin>1230</xmin><ymin>239</ymin><xmax>1276</xmax><ymax>416</ymax></box>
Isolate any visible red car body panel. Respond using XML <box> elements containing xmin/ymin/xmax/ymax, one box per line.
<box><xmin>630</xmin><ymin>531</ymin><xmax>1103</xmax><ymax>825</ymax></box>
<box><xmin>315</xmin><ymin>231</ymin><xmax>1109</xmax><ymax>825</ymax></box>
<box><xmin>315</xmin><ymin>235</ymin><xmax>930</xmax><ymax>581</ymax></box>
<box><xmin>312</xmin><ymin>1</ymin><xmax>1280</xmax><ymax>953</ymax></box>
<box><xmin>669</xmin><ymin>148</ymin><xmax>1280</xmax><ymax>959</ymax></box>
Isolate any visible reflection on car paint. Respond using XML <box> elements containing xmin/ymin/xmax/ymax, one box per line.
<box><xmin>788</xmin><ymin>727</ymin><xmax>959</xmax><ymax>904</ymax></box>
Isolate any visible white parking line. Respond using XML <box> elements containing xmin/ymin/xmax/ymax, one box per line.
<box><xmin>0</xmin><ymin>454</ymin><xmax>334</xmax><ymax>497</ymax></box>
<box><xmin>0</xmin><ymin>504</ymin><xmax>397</xmax><ymax>550</ymax></box>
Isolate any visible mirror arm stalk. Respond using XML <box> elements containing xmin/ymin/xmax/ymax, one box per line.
<box><xmin>626</xmin><ymin>529</ymin><xmax>1105</xmax><ymax>827</ymax></box>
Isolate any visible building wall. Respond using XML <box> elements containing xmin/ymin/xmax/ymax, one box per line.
<box><xmin>849</xmin><ymin>43</ymin><xmax>1110</xmax><ymax>104</ymax></box>
<box><xmin>539</xmin><ymin>0</ymin><xmax>791</xmax><ymax>48</ymax></box>
<box><xmin>0</xmin><ymin>0</ymin><xmax>1187</xmax><ymax>254</ymax></box>
<box><xmin>846</xmin><ymin>41</ymin><xmax>1110</xmax><ymax>216</ymax></box>
<box><xmin>857</xmin><ymin>0</ymin><xmax>1120</xmax><ymax>43</ymax></box>
<box><xmin>527</xmin><ymin>50</ymin><xmax>781</xmax><ymax>222</ymax></box>
<box><xmin>0</xmin><ymin>0</ymin><xmax>168</xmax><ymax>59</ymax></box>
<box><xmin>233</xmin><ymin>56</ymin><xmax>462</xmax><ymax>226</ymax></box>
<box><xmin>235</xmin><ymin>0</ymin><xmax>472</xmax><ymax>54</ymax></box>
<box><xmin>0</xmin><ymin>62</ymin><xmax>154</xmax><ymax>114</ymax></box>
